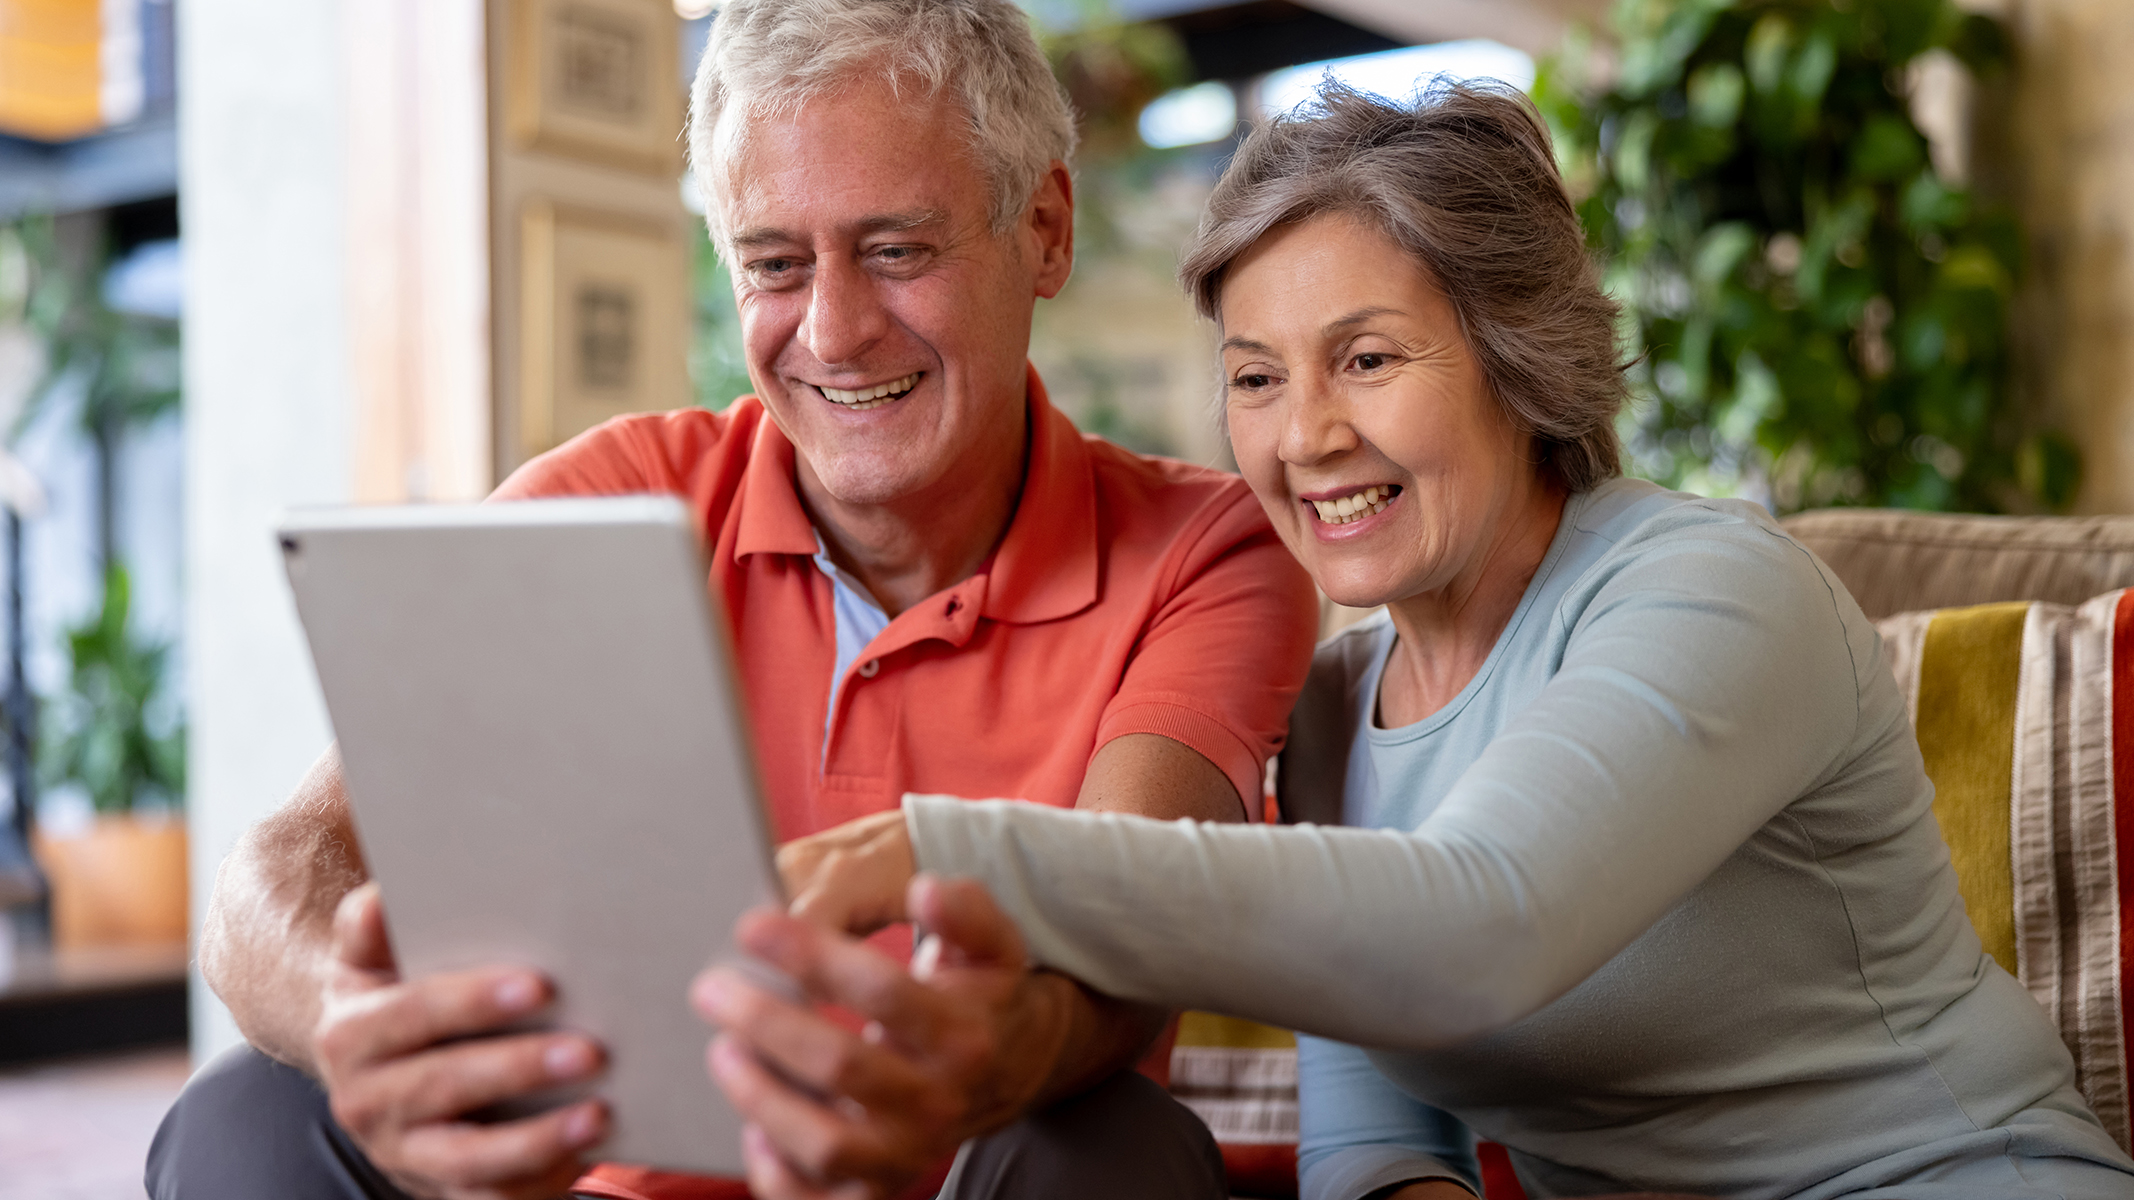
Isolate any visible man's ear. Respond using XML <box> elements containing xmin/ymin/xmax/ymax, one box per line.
<box><xmin>1028</xmin><ymin>160</ymin><xmax>1074</xmax><ymax>300</ymax></box>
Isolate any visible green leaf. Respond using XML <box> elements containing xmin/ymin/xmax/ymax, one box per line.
<box><xmin>1939</xmin><ymin>243</ymin><xmax>2011</xmax><ymax>294</ymax></box>
<box><xmin>1850</xmin><ymin>113</ymin><xmax>1925</xmax><ymax>182</ymax></box>
<box><xmin>1691</xmin><ymin>224</ymin><xmax>1754</xmax><ymax>294</ymax></box>
<box><xmin>1687</xmin><ymin>62</ymin><xmax>1745</xmax><ymax>127</ymax></box>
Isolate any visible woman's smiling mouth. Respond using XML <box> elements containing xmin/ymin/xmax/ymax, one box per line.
<box><xmin>815</xmin><ymin>372</ymin><xmax>923</xmax><ymax>411</ymax></box>
<box><xmin>1307</xmin><ymin>484</ymin><xmax>1401</xmax><ymax>525</ymax></box>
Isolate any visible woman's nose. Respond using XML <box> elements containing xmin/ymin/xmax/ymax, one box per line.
<box><xmin>800</xmin><ymin>259</ymin><xmax>891</xmax><ymax>367</ymax></box>
<box><xmin>1279</xmin><ymin>380</ymin><xmax>1359</xmax><ymax>467</ymax></box>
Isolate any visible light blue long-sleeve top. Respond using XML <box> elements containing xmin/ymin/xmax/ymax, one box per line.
<box><xmin>902</xmin><ymin>478</ymin><xmax>2134</xmax><ymax>1199</ymax></box>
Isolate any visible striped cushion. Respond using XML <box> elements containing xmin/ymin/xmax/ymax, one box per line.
<box><xmin>1170</xmin><ymin>1011</ymin><xmax>1300</xmax><ymax>1195</ymax></box>
<box><xmin>1876</xmin><ymin>590</ymin><xmax>2134</xmax><ymax>1151</ymax></box>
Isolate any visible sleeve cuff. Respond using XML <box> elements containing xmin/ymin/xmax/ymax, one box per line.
<box><xmin>1095</xmin><ymin>699</ymin><xmax>1264</xmax><ymax>813</ymax></box>
<box><xmin>1301</xmin><ymin>1145</ymin><xmax>1478</xmax><ymax>1200</ymax></box>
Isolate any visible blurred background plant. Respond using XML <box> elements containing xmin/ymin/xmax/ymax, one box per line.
<box><xmin>39</xmin><ymin>564</ymin><xmax>182</xmax><ymax>814</ymax></box>
<box><xmin>0</xmin><ymin>214</ymin><xmax>183</xmax><ymax>816</ymax></box>
<box><xmin>1535</xmin><ymin>0</ymin><xmax>2070</xmax><ymax>512</ymax></box>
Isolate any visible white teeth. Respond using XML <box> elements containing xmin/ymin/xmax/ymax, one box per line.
<box><xmin>1309</xmin><ymin>485</ymin><xmax>1395</xmax><ymax>525</ymax></box>
<box><xmin>819</xmin><ymin>372</ymin><xmax>922</xmax><ymax>408</ymax></box>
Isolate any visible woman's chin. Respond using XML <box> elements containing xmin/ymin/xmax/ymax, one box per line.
<box><xmin>1309</xmin><ymin>570</ymin><xmax>1405</xmax><ymax>613</ymax></box>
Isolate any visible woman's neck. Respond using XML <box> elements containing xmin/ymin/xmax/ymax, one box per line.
<box><xmin>1377</xmin><ymin>478</ymin><xmax>1569</xmax><ymax>729</ymax></box>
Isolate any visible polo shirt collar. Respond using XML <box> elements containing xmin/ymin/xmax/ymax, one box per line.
<box><xmin>982</xmin><ymin>366</ymin><xmax>1098</xmax><ymax>625</ymax></box>
<box><xmin>730</xmin><ymin>365</ymin><xmax>1100</xmax><ymax>627</ymax></box>
<box><xmin>733</xmin><ymin>405</ymin><xmax>819</xmax><ymax>559</ymax></box>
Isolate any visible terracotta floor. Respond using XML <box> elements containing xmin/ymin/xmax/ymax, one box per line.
<box><xmin>0</xmin><ymin>1047</ymin><xmax>189</xmax><ymax>1200</ymax></box>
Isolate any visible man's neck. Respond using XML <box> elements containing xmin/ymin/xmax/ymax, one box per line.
<box><xmin>797</xmin><ymin>409</ymin><xmax>1031</xmax><ymax>618</ymax></box>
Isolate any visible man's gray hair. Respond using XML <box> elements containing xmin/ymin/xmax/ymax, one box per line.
<box><xmin>689</xmin><ymin>0</ymin><xmax>1078</xmax><ymax>241</ymax></box>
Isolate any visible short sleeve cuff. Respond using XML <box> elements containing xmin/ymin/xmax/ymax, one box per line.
<box><xmin>1301</xmin><ymin>1145</ymin><xmax>1478</xmax><ymax>1200</ymax></box>
<box><xmin>1095</xmin><ymin>698</ymin><xmax>1264</xmax><ymax>813</ymax></box>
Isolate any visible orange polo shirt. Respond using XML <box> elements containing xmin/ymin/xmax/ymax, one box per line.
<box><xmin>493</xmin><ymin>370</ymin><xmax>1317</xmax><ymax>1200</ymax></box>
<box><xmin>494</xmin><ymin>369</ymin><xmax>1316</xmax><ymax>841</ymax></box>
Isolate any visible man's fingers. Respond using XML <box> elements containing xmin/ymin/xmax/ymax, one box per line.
<box><xmin>740</xmin><ymin>1123</ymin><xmax>870</xmax><ymax>1200</ymax></box>
<box><xmin>331</xmin><ymin>882</ymin><xmax>398</xmax><ymax>974</ymax></box>
<box><xmin>393</xmin><ymin>1099</ymin><xmax>606</xmax><ymax>1192</ymax></box>
<box><xmin>710</xmin><ymin>1035</ymin><xmax>888</xmax><ymax>1185</ymax></box>
<box><xmin>728</xmin><ymin>911</ymin><xmax>950</xmax><ymax>1046</ymax></box>
<box><xmin>693</xmin><ymin>967</ymin><xmax>936</xmax><ymax>1111</ymax></box>
<box><xmin>905</xmin><ymin>875</ymin><xmax>1027</xmax><ymax>973</ymax></box>
<box><xmin>335</xmin><ymin>1032</ymin><xmax>602</xmax><ymax>1130</ymax></box>
<box><xmin>319</xmin><ymin>967</ymin><xmax>551</xmax><ymax>1070</ymax></box>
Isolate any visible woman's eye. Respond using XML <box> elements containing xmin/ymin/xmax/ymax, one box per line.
<box><xmin>1352</xmin><ymin>352</ymin><xmax>1391</xmax><ymax>372</ymax></box>
<box><xmin>1232</xmin><ymin>374</ymin><xmax>1274</xmax><ymax>390</ymax></box>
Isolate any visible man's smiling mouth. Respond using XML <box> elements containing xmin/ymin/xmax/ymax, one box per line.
<box><xmin>815</xmin><ymin>372</ymin><xmax>922</xmax><ymax>411</ymax></box>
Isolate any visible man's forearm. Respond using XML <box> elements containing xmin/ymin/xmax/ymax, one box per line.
<box><xmin>198</xmin><ymin>752</ymin><xmax>367</xmax><ymax>1074</ymax></box>
<box><xmin>1029</xmin><ymin>971</ymin><xmax>1170</xmax><ymax>1109</ymax></box>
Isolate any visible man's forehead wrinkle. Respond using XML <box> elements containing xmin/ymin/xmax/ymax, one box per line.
<box><xmin>725</xmin><ymin>209</ymin><xmax>953</xmax><ymax>250</ymax></box>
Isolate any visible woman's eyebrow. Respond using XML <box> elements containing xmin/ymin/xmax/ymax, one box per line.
<box><xmin>1220</xmin><ymin>335</ymin><xmax>1277</xmax><ymax>354</ymax></box>
<box><xmin>1323</xmin><ymin>306</ymin><xmax>1405</xmax><ymax>334</ymax></box>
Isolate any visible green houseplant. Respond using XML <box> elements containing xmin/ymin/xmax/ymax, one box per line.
<box><xmin>1534</xmin><ymin>0</ymin><xmax>2068</xmax><ymax>512</ymax></box>
<box><xmin>3</xmin><ymin>213</ymin><xmax>187</xmax><ymax>945</ymax></box>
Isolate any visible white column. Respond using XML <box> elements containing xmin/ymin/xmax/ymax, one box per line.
<box><xmin>179</xmin><ymin>0</ymin><xmax>353</xmax><ymax>1063</ymax></box>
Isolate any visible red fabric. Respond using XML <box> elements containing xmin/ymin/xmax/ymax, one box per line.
<box><xmin>496</xmin><ymin>367</ymin><xmax>1317</xmax><ymax>842</ymax></box>
<box><xmin>573</xmin><ymin>1160</ymin><xmax>951</xmax><ymax>1200</ymax></box>
<box><xmin>2112</xmin><ymin>589</ymin><xmax>2134</xmax><ymax>1099</ymax></box>
<box><xmin>1220</xmin><ymin>1142</ymin><xmax>1299</xmax><ymax>1198</ymax></box>
<box><xmin>1477</xmin><ymin>1141</ymin><xmax>1531</xmax><ymax>1200</ymax></box>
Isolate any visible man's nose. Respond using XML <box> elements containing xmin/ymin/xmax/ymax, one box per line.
<box><xmin>800</xmin><ymin>258</ymin><xmax>892</xmax><ymax>367</ymax></box>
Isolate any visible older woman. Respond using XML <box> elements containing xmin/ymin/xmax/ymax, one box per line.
<box><xmin>725</xmin><ymin>84</ymin><xmax>2134</xmax><ymax>1200</ymax></box>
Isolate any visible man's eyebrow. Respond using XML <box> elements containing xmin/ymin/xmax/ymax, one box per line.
<box><xmin>853</xmin><ymin>208</ymin><xmax>949</xmax><ymax>235</ymax></box>
<box><xmin>726</xmin><ymin>209</ymin><xmax>951</xmax><ymax>252</ymax></box>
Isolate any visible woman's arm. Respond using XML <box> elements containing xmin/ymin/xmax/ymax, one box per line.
<box><xmin>903</xmin><ymin>523</ymin><xmax>1866</xmax><ymax>1048</ymax></box>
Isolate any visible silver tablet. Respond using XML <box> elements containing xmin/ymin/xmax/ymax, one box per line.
<box><xmin>279</xmin><ymin>495</ymin><xmax>782</xmax><ymax>1177</ymax></box>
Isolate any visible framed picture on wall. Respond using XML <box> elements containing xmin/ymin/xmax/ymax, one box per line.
<box><xmin>506</xmin><ymin>0</ymin><xmax>682</xmax><ymax>173</ymax></box>
<box><xmin>519</xmin><ymin>200</ymin><xmax>692</xmax><ymax>461</ymax></box>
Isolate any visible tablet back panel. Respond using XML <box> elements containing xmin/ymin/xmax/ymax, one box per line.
<box><xmin>280</xmin><ymin>496</ymin><xmax>776</xmax><ymax>1176</ymax></box>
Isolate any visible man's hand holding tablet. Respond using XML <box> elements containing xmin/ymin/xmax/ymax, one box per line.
<box><xmin>311</xmin><ymin>884</ymin><xmax>608</xmax><ymax>1200</ymax></box>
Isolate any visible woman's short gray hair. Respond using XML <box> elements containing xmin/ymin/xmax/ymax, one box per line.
<box><xmin>690</xmin><ymin>0</ymin><xmax>1077</xmax><ymax>241</ymax></box>
<box><xmin>1181</xmin><ymin>82</ymin><xmax>1624</xmax><ymax>494</ymax></box>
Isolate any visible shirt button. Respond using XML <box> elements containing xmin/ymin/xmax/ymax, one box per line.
<box><xmin>857</xmin><ymin>659</ymin><xmax>880</xmax><ymax>678</ymax></box>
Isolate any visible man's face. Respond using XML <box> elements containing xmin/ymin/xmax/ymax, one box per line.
<box><xmin>714</xmin><ymin>79</ymin><xmax>1068</xmax><ymax>508</ymax></box>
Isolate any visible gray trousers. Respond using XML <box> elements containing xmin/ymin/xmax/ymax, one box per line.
<box><xmin>145</xmin><ymin>1044</ymin><xmax>1227</xmax><ymax>1200</ymax></box>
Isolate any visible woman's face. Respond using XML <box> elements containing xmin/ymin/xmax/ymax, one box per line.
<box><xmin>1220</xmin><ymin>214</ymin><xmax>1543</xmax><ymax>610</ymax></box>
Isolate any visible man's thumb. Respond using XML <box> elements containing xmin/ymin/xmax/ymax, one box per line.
<box><xmin>907</xmin><ymin>874</ymin><xmax>1027</xmax><ymax>973</ymax></box>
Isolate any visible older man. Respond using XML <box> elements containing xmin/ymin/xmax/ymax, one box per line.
<box><xmin>145</xmin><ymin>2</ymin><xmax>1316</xmax><ymax>1199</ymax></box>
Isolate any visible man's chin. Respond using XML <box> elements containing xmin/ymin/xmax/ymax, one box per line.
<box><xmin>803</xmin><ymin>457</ymin><xmax>945</xmax><ymax>509</ymax></box>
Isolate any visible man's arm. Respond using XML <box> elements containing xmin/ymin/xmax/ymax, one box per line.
<box><xmin>198</xmin><ymin>749</ymin><xmax>366</xmax><ymax>1070</ymax></box>
<box><xmin>199</xmin><ymin>751</ymin><xmax>609</xmax><ymax>1199</ymax></box>
<box><xmin>722</xmin><ymin>733</ymin><xmax>1243</xmax><ymax>1196</ymax></box>
<box><xmin>1045</xmin><ymin>731</ymin><xmax>1243</xmax><ymax>1098</ymax></box>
